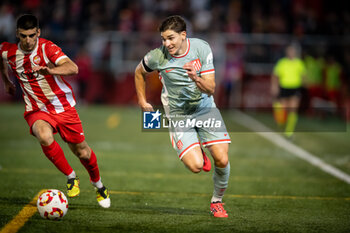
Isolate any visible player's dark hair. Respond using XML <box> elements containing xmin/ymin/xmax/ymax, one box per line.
<box><xmin>16</xmin><ymin>14</ymin><xmax>39</xmax><ymax>30</ymax></box>
<box><xmin>159</xmin><ymin>15</ymin><xmax>186</xmax><ymax>33</ymax></box>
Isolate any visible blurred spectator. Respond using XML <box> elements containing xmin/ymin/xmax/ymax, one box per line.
<box><xmin>74</xmin><ymin>47</ymin><xmax>93</xmax><ymax>103</ymax></box>
<box><xmin>46</xmin><ymin>7</ymin><xmax>65</xmax><ymax>39</ymax></box>
<box><xmin>267</xmin><ymin>3</ymin><xmax>287</xmax><ymax>33</ymax></box>
<box><xmin>250</xmin><ymin>4</ymin><xmax>266</xmax><ymax>33</ymax></box>
<box><xmin>324</xmin><ymin>55</ymin><xmax>344</xmax><ymax>112</ymax></box>
<box><xmin>86</xmin><ymin>25</ymin><xmax>109</xmax><ymax>69</ymax></box>
<box><xmin>118</xmin><ymin>9</ymin><xmax>135</xmax><ymax>33</ymax></box>
<box><xmin>303</xmin><ymin>49</ymin><xmax>325</xmax><ymax>106</ymax></box>
<box><xmin>219</xmin><ymin>45</ymin><xmax>244</xmax><ymax>108</ymax></box>
<box><xmin>225</xmin><ymin>0</ymin><xmax>242</xmax><ymax>33</ymax></box>
<box><xmin>22</xmin><ymin>0</ymin><xmax>42</xmax><ymax>10</ymax></box>
<box><xmin>0</xmin><ymin>3</ymin><xmax>15</xmax><ymax>42</ymax></box>
<box><xmin>69</xmin><ymin>0</ymin><xmax>83</xmax><ymax>27</ymax></box>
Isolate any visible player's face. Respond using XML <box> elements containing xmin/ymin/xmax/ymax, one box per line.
<box><xmin>286</xmin><ymin>46</ymin><xmax>296</xmax><ymax>59</ymax></box>
<box><xmin>161</xmin><ymin>30</ymin><xmax>187</xmax><ymax>56</ymax></box>
<box><xmin>17</xmin><ymin>28</ymin><xmax>40</xmax><ymax>52</ymax></box>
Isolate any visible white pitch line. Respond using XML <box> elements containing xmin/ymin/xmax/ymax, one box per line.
<box><xmin>231</xmin><ymin>110</ymin><xmax>350</xmax><ymax>185</ymax></box>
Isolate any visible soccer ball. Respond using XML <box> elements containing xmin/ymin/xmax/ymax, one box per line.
<box><xmin>37</xmin><ymin>189</ymin><xmax>68</xmax><ymax>220</ymax></box>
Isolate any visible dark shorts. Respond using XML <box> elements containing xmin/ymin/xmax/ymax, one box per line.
<box><xmin>24</xmin><ymin>107</ymin><xmax>85</xmax><ymax>144</ymax></box>
<box><xmin>279</xmin><ymin>87</ymin><xmax>301</xmax><ymax>98</ymax></box>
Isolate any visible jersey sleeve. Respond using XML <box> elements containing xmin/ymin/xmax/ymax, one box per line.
<box><xmin>0</xmin><ymin>42</ymin><xmax>5</xmax><ymax>54</ymax></box>
<box><xmin>142</xmin><ymin>48</ymin><xmax>162</xmax><ymax>72</ymax></box>
<box><xmin>198</xmin><ymin>40</ymin><xmax>215</xmax><ymax>76</ymax></box>
<box><xmin>0</xmin><ymin>42</ymin><xmax>9</xmax><ymax>61</ymax></box>
<box><xmin>43</xmin><ymin>41</ymin><xmax>68</xmax><ymax>65</ymax></box>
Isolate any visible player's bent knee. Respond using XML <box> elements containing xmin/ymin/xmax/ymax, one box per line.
<box><xmin>36</xmin><ymin>130</ymin><xmax>54</xmax><ymax>146</ymax></box>
<box><xmin>75</xmin><ymin>148</ymin><xmax>90</xmax><ymax>160</ymax></box>
<box><xmin>189</xmin><ymin>166</ymin><xmax>202</xmax><ymax>173</ymax></box>
<box><xmin>187</xmin><ymin>161</ymin><xmax>203</xmax><ymax>173</ymax></box>
<box><xmin>69</xmin><ymin>141</ymin><xmax>90</xmax><ymax>160</ymax></box>
<box><xmin>32</xmin><ymin>122</ymin><xmax>54</xmax><ymax>146</ymax></box>
<box><xmin>215</xmin><ymin>156</ymin><xmax>229</xmax><ymax>168</ymax></box>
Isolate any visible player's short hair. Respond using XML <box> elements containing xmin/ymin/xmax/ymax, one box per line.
<box><xmin>16</xmin><ymin>14</ymin><xmax>39</xmax><ymax>30</ymax></box>
<box><xmin>159</xmin><ymin>15</ymin><xmax>186</xmax><ymax>33</ymax></box>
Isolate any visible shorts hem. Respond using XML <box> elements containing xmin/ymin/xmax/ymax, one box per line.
<box><xmin>202</xmin><ymin>139</ymin><xmax>231</xmax><ymax>147</ymax></box>
<box><xmin>178</xmin><ymin>142</ymin><xmax>200</xmax><ymax>160</ymax></box>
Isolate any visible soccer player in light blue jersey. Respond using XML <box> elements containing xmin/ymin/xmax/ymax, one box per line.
<box><xmin>135</xmin><ymin>15</ymin><xmax>231</xmax><ymax>218</ymax></box>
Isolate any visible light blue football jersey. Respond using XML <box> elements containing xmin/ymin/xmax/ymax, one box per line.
<box><xmin>143</xmin><ymin>38</ymin><xmax>216</xmax><ymax>115</ymax></box>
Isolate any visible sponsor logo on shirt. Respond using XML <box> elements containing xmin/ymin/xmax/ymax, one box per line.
<box><xmin>20</xmin><ymin>69</ymin><xmax>39</xmax><ymax>81</ymax></box>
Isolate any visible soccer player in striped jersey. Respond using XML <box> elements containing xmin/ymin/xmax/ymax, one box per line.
<box><xmin>0</xmin><ymin>14</ymin><xmax>110</xmax><ymax>208</ymax></box>
<box><xmin>135</xmin><ymin>15</ymin><xmax>231</xmax><ymax>218</ymax></box>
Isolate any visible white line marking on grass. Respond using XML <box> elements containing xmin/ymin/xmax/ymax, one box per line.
<box><xmin>0</xmin><ymin>190</ymin><xmax>44</xmax><ymax>233</ymax></box>
<box><xmin>231</xmin><ymin>110</ymin><xmax>350</xmax><ymax>185</ymax></box>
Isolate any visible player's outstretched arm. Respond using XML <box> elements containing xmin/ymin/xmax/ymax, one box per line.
<box><xmin>134</xmin><ymin>62</ymin><xmax>154</xmax><ymax>111</ymax></box>
<box><xmin>32</xmin><ymin>57</ymin><xmax>78</xmax><ymax>76</ymax></box>
<box><xmin>0</xmin><ymin>56</ymin><xmax>15</xmax><ymax>95</ymax></box>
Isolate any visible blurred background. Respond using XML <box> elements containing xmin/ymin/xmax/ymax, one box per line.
<box><xmin>0</xmin><ymin>0</ymin><xmax>349</xmax><ymax>120</ymax></box>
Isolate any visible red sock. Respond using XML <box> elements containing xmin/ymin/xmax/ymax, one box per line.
<box><xmin>80</xmin><ymin>149</ymin><xmax>100</xmax><ymax>183</ymax></box>
<box><xmin>41</xmin><ymin>141</ymin><xmax>73</xmax><ymax>176</ymax></box>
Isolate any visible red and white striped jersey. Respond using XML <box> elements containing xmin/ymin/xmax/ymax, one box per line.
<box><xmin>0</xmin><ymin>38</ymin><xmax>76</xmax><ymax>116</ymax></box>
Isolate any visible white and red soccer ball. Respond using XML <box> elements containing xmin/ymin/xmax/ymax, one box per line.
<box><xmin>37</xmin><ymin>189</ymin><xmax>68</xmax><ymax>220</ymax></box>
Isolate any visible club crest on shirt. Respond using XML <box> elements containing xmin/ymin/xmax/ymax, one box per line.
<box><xmin>190</xmin><ymin>59</ymin><xmax>202</xmax><ymax>71</ymax></box>
<box><xmin>176</xmin><ymin>140</ymin><xmax>183</xmax><ymax>150</ymax></box>
<box><xmin>33</xmin><ymin>55</ymin><xmax>41</xmax><ymax>65</ymax></box>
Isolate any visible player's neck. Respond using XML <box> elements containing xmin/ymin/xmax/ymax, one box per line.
<box><xmin>174</xmin><ymin>38</ymin><xmax>188</xmax><ymax>57</ymax></box>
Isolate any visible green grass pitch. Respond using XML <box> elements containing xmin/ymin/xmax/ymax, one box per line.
<box><xmin>0</xmin><ymin>103</ymin><xmax>349</xmax><ymax>233</ymax></box>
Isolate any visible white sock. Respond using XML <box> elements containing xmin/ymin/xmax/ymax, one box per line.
<box><xmin>91</xmin><ymin>178</ymin><xmax>103</xmax><ymax>189</ymax></box>
<box><xmin>211</xmin><ymin>195</ymin><xmax>223</xmax><ymax>203</ymax></box>
<box><xmin>212</xmin><ymin>162</ymin><xmax>230</xmax><ymax>202</ymax></box>
<box><xmin>67</xmin><ymin>171</ymin><xmax>76</xmax><ymax>180</ymax></box>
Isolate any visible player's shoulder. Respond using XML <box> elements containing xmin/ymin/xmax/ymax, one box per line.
<box><xmin>145</xmin><ymin>45</ymin><xmax>167</xmax><ymax>62</ymax></box>
<box><xmin>148</xmin><ymin>45</ymin><xmax>166</xmax><ymax>57</ymax></box>
<box><xmin>0</xmin><ymin>41</ymin><xmax>16</xmax><ymax>51</ymax></box>
<box><xmin>39</xmin><ymin>38</ymin><xmax>60</xmax><ymax>49</ymax></box>
<box><xmin>189</xmin><ymin>38</ymin><xmax>210</xmax><ymax>48</ymax></box>
<box><xmin>39</xmin><ymin>38</ymin><xmax>63</xmax><ymax>55</ymax></box>
<box><xmin>38</xmin><ymin>37</ymin><xmax>51</xmax><ymax>45</ymax></box>
<box><xmin>189</xmin><ymin>38</ymin><xmax>212</xmax><ymax>57</ymax></box>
